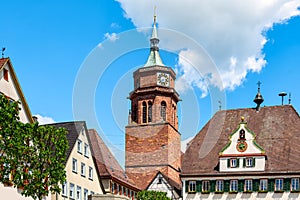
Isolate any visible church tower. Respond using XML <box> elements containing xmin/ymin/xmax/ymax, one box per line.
<box><xmin>125</xmin><ymin>15</ymin><xmax>181</xmax><ymax>188</ymax></box>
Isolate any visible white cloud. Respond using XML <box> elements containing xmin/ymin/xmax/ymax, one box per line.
<box><xmin>104</xmin><ymin>32</ymin><xmax>119</xmax><ymax>42</ymax></box>
<box><xmin>117</xmin><ymin>0</ymin><xmax>300</xmax><ymax>96</ymax></box>
<box><xmin>34</xmin><ymin>114</ymin><xmax>55</xmax><ymax>125</ymax></box>
<box><xmin>110</xmin><ymin>22</ymin><xmax>120</xmax><ymax>29</ymax></box>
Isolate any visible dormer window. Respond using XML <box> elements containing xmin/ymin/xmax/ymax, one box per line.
<box><xmin>245</xmin><ymin>157</ymin><xmax>254</xmax><ymax>167</ymax></box>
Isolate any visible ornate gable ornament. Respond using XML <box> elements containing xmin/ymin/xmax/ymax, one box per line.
<box><xmin>219</xmin><ymin>117</ymin><xmax>266</xmax><ymax>172</ymax></box>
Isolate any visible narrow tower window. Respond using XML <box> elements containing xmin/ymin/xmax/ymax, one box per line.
<box><xmin>142</xmin><ymin>102</ymin><xmax>147</xmax><ymax>123</ymax></box>
<box><xmin>148</xmin><ymin>101</ymin><xmax>152</xmax><ymax>122</ymax></box>
<box><xmin>161</xmin><ymin>101</ymin><xmax>166</xmax><ymax>121</ymax></box>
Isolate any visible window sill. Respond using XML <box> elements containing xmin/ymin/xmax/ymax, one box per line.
<box><xmin>229</xmin><ymin>191</ymin><xmax>238</xmax><ymax>194</ymax></box>
<box><xmin>291</xmin><ymin>190</ymin><xmax>300</xmax><ymax>193</ymax></box>
<box><xmin>215</xmin><ymin>191</ymin><xmax>224</xmax><ymax>194</ymax></box>
<box><xmin>244</xmin><ymin>190</ymin><xmax>253</xmax><ymax>193</ymax></box>
<box><xmin>274</xmin><ymin>190</ymin><xmax>284</xmax><ymax>193</ymax></box>
<box><xmin>201</xmin><ymin>191</ymin><xmax>210</xmax><ymax>194</ymax></box>
<box><xmin>258</xmin><ymin>190</ymin><xmax>268</xmax><ymax>193</ymax></box>
<box><xmin>187</xmin><ymin>191</ymin><xmax>196</xmax><ymax>194</ymax></box>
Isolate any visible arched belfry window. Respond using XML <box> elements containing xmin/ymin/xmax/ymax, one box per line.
<box><xmin>142</xmin><ymin>102</ymin><xmax>147</xmax><ymax>123</ymax></box>
<box><xmin>161</xmin><ymin>101</ymin><xmax>166</xmax><ymax>121</ymax></box>
<box><xmin>148</xmin><ymin>101</ymin><xmax>152</xmax><ymax>122</ymax></box>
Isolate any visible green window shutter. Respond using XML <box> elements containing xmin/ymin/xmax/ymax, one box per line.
<box><xmin>185</xmin><ymin>181</ymin><xmax>189</xmax><ymax>193</ymax></box>
<box><xmin>268</xmin><ymin>179</ymin><xmax>274</xmax><ymax>192</ymax></box>
<box><xmin>284</xmin><ymin>178</ymin><xmax>291</xmax><ymax>191</ymax></box>
<box><xmin>238</xmin><ymin>180</ymin><xmax>244</xmax><ymax>192</ymax></box>
<box><xmin>253</xmin><ymin>179</ymin><xmax>259</xmax><ymax>191</ymax></box>
<box><xmin>196</xmin><ymin>181</ymin><xmax>202</xmax><ymax>192</ymax></box>
<box><xmin>224</xmin><ymin>180</ymin><xmax>230</xmax><ymax>192</ymax></box>
<box><xmin>210</xmin><ymin>180</ymin><xmax>216</xmax><ymax>192</ymax></box>
<box><xmin>253</xmin><ymin>158</ymin><xmax>256</xmax><ymax>167</ymax></box>
<box><xmin>243</xmin><ymin>158</ymin><xmax>246</xmax><ymax>168</ymax></box>
<box><xmin>237</xmin><ymin>158</ymin><xmax>240</xmax><ymax>167</ymax></box>
<box><xmin>227</xmin><ymin>159</ymin><xmax>230</xmax><ymax>168</ymax></box>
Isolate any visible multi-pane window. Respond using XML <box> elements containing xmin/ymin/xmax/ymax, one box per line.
<box><xmin>72</xmin><ymin>158</ymin><xmax>77</xmax><ymax>173</ymax></box>
<box><xmin>76</xmin><ymin>186</ymin><xmax>81</xmax><ymax>200</ymax></box>
<box><xmin>84</xmin><ymin>143</ymin><xmax>89</xmax><ymax>157</ymax></box>
<box><xmin>275</xmin><ymin>179</ymin><xmax>283</xmax><ymax>191</ymax></box>
<box><xmin>69</xmin><ymin>183</ymin><xmax>75</xmax><ymax>199</ymax></box>
<box><xmin>246</xmin><ymin>158</ymin><xmax>254</xmax><ymax>167</ymax></box>
<box><xmin>161</xmin><ymin>101</ymin><xmax>166</xmax><ymax>121</ymax></box>
<box><xmin>142</xmin><ymin>102</ymin><xmax>147</xmax><ymax>123</ymax></box>
<box><xmin>230</xmin><ymin>180</ymin><xmax>238</xmax><ymax>192</ymax></box>
<box><xmin>83</xmin><ymin>189</ymin><xmax>88</xmax><ymax>200</ymax></box>
<box><xmin>62</xmin><ymin>182</ymin><xmax>68</xmax><ymax>197</ymax></box>
<box><xmin>230</xmin><ymin>158</ymin><xmax>237</xmax><ymax>168</ymax></box>
<box><xmin>77</xmin><ymin>139</ymin><xmax>82</xmax><ymax>153</ymax></box>
<box><xmin>89</xmin><ymin>166</ymin><xmax>93</xmax><ymax>180</ymax></box>
<box><xmin>81</xmin><ymin>163</ymin><xmax>86</xmax><ymax>177</ymax></box>
<box><xmin>202</xmin><ymin>180</ymin><xmax>210</xmax><ymax>192</ymax></box>
<box><xmin>291</xmin><ymin>178</ymin><xmax>300</xmax><ymax>191</ymax></box>
<box><xmin>245</xmin><ymin>179</ymin><xmax>253</xmax><ymax>191</ymax></box>
<box><xmin>259</xmin><ymin>179</ymin><xmax>268</xmax><ymax>191</ymax></box>
<box><xmin>188</xmin><ymin>181</ymin><xmax>196</xmax><ymax>192</ymax></box>
<box><xmin>216</xmin><ymin>180</ymin><xmax>224</xmax><ymax>192</ymax></box>
<box><xmin>148</xmin><ymin>102</ymin><xmax>152</xmax><ymax>122</ymax></box>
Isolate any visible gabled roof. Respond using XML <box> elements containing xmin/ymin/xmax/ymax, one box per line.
<box><xmin>0</xmin><ymin>57</ymin><xmax>33</xmax><ymax>123</ymax></box>
<box><xmin>146</xmin><ymin>171</ymin><xmax>182</xmax><ymax>192</ymax></box>
<box><xmin>182</xmin><ymin>105</ymin><xmax>300</xmax><ymax>176</ymax></box>
<box><xmin>88</xmin><ymin>129</ymin><xmax>139</xmax><ymax>191</ymax></box>
<box><xmin>48</xmin><ymin>121</ymin><xmax>86</xmax><ymax>163</ymax></box>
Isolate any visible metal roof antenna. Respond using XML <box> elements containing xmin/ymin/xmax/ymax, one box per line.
<box><xmin>288</xmin><ymin>93</ymin><xmax>291</xmax><ymax>104</ymax></box>
<box><xmin>253</xmin><ymin>81</ymin><xmax>264</xmax><ymax>111</ymax></box>
<box><xmin>1</xmin><ymin>47</ymin><xmax>5</xmax><ymax>58</ymax></box>
<box><xmin>279</xmin><ymin>92</ymin><xmax>287</xmax><ymax>105</ymax></box>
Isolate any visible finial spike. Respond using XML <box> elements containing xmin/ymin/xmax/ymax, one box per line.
<box><xmin>289</xmin><ymin>93</ymin><xmax>291</xmax><ymax>104</ymax></box>
<box><xmin>1</xmin><ymin>47</ymin><xmax>5</xmax><ymax>58</ymax></box>
<box><xmin>257</xmin><ymin>81</ymin><xmax>261</xmax><ymax>92</ymax></box>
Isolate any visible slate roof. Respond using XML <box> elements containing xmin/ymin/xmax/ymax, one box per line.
<box><xmin>48</xmin><ymin>121</ymin><xmax>86</xmax><ymax>163</ymax></box>
<box><xmin>182</xmin><ymin>105</ymin><xmax>300</xmax><ymax>176</ymax></box>
<box><xmin>88</xmin><ymin>129</ymin><xmax>139</xmax><ymax>191</ymax></box>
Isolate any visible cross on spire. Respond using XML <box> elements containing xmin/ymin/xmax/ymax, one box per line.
<box><xmin>257</xmin><ymin>81</ymin><xmax>262</xmax><ymax>92</ymax></box>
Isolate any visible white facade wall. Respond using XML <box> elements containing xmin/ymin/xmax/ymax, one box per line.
<box><xmin>52</xmin><ymin>127</ymin><xmax>103</xmax><ymax>200</ymax></box>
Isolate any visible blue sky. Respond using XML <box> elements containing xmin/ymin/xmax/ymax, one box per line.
<box><xmin>1</xmin><ymin>1</ymin><xmax>300</xmax><ymax>164</ymax></box>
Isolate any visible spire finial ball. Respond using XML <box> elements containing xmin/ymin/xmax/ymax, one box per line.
<box><xmin>241</xmin><ymin>116</ymin><xmax>245</xmax><ymax>122</ymax></box>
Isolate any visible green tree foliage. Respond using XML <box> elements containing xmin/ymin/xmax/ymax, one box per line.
<box><xmin>0</xmin><ymin>95</ymin><xmax>69</xmax><ymax>200</ymax></box>
<box><xmin>136</xmin><ymin>190</ymin><xmax>171</xmax><ymax>200</ymax></box>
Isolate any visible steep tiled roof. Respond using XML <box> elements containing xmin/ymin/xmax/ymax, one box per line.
<box><xmin>48</xmin><ymin>121</ymin><xmax>86</xmax><ymax>163</ymax></box>
<box><xmin>88</xmin><ymin>129</ymin><xmax>138</xmax><ymax>191</ymax></box>
<box><xmin>0</xmin><ymin>58</ymin><xmax>8</xmax><ymax>68</ymax></box>
<box><xmin>182</xmin><ymin>105</ymin><xmax>300</xmax><ymax>176</ymax></box>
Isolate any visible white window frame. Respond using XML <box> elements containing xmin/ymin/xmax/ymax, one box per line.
<box><xmin>245</xmin><ymin>179</ymin><xmax>253</xmax><ymax>191</ymax></box>
<box><xmin>84</xmin><ymin>143</ymin><xmax>89</xmax><ymax>157</ymax></box>
<box><xmin>230</xmin><ymin>180</ymin><xmax>238</xmax><ymax>192</ymax></box>
<box><xmin>62</xmin><ymin>181</ymin><xmax>68</xmax><ymax>197</ymax></box>
<box><xmin>81</xmin><ymin>162</ymin><xmax>86</xmax><ymax>177</ymax></box>
<box><xmin>72</xmin><ymin>158</ymin><xmax>77</xmax><ymax>173</ymax></box>
<box><xmin>83</xmin><ymin>188</ymin><xmax>88</xmax><ymax>200</ymax></box>
<box><xmin>230</xmin><ymin>158</ymin><xmax>237</xmax><ymax>168</ymax></box>
<box><xmin>259</xmin><ymin>179</ymin><xmax>268</xmax><ymax>191</ymax></box>
<box><xmin>202</xmin><ymin>180</ymin><xmax>210</xmax><ymax>192</ymax></box>
<box><xmin>292</xmin><ymin>178</ymin><xmax>300</xmax><ymax>191</ymax></box>
<box><xmin>246</xmin><ymin>158</ymin><xmax>253</xmax><ymax>167</ymax></box>
<box><xmin>70</xmin><ymin>183</ymin><xmax>75</xmax><ymax>199</ymax></box>
<box><xmin>216</xmin><ymin>180</ymin><xmax>224</xmax><ymax>192</ymax></box>
<box><xmin>77</xmin><ymin>139</ymin><xmax>82</xmax><ymax>154</ymax></box>
<box><xmin>275</xmin><ymin>179</ymin><xmax>283</xmax><ymax>191</ymax></box>
<box><xmin>89</xmin><ymin>166</ymin><xmax>93</xmax><ymax>180</ymax></box>
<box><xmin>76</xmin><ymin>185</ymin><xmax>81</xmax><ymax>200</ymax></box>
<box><xmin>188</xmin><ymin>181</ymin><xmax>196</xmax><ymax>192</ymax></box>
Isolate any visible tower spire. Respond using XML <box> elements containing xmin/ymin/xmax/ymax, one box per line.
<box><xmin>144</xmin><ymin>9</ymin><xmax>164</xmax><ymax>67</ymax></box>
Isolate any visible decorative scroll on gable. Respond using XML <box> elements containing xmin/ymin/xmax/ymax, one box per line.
<box><xmin>219</xmin><ymin>117</ymin><xmax>266</xmax><ymax>172</ymax></box>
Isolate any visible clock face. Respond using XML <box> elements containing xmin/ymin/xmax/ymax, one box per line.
<box><xmin>236</xmin><ymin>141</ymin><xmax>247</xmax><ymax>152</ymax></box>
<box><xmin>157</xmin><ymin>73</ymin><xmax>170</xmax><ymax>86</ymax></box>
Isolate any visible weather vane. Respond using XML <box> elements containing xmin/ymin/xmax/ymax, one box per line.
<box><xmin>1</xmin><ymin>47</ymin><xmax>5</xmax><ymax>58</ymax></box>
